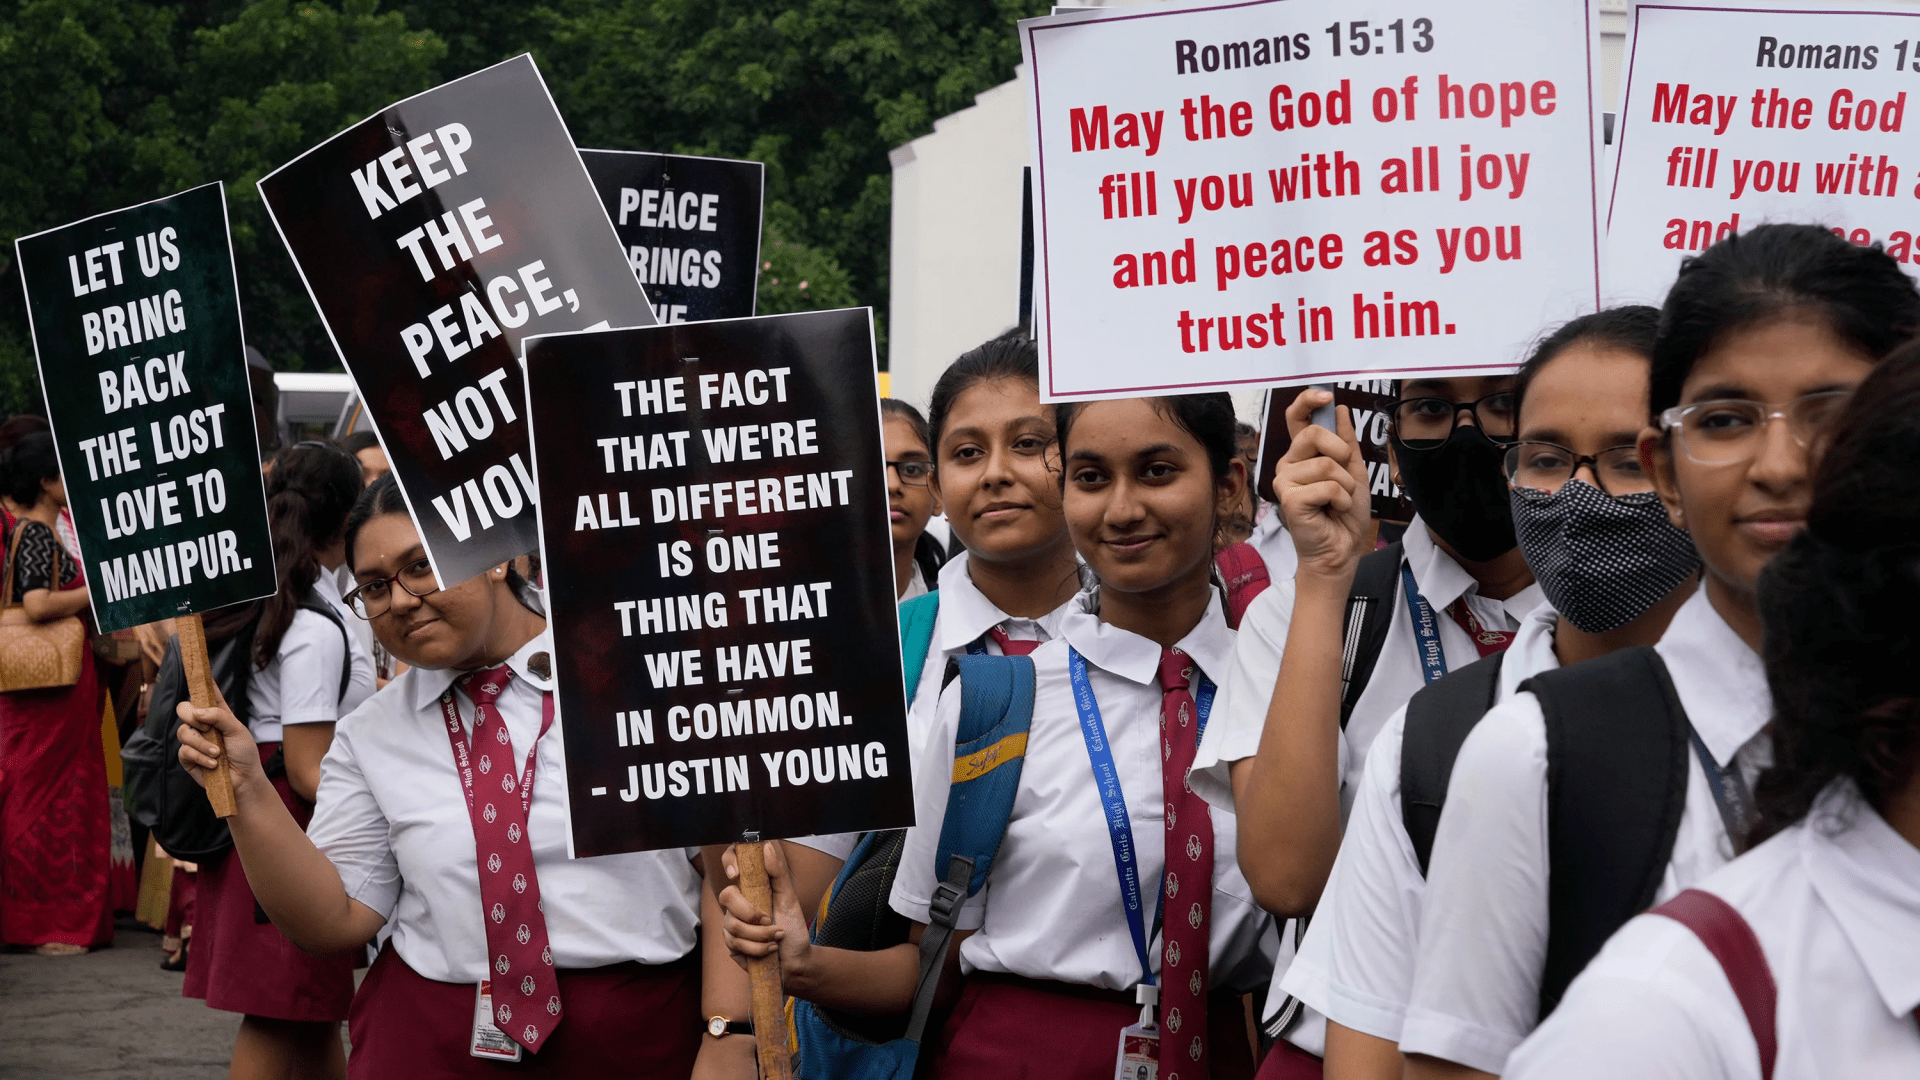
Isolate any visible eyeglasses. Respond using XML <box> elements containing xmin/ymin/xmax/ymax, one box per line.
<box><xmin>886</xmin><ymin>459</ymin><xmax>933</xmax><ymax>487</ymax></box>
<box><xmin>1659</xmin><ymin>390</ymin><xmax>1851</xmax><ymax>466</ymax></box>
<box><xmin>1503</xmin><ymin>442</ymin><xmax>1651</xmax><ymax>495</ymax></box>
<box><xmin>1390</xmin><ymin>392</ymin><xmax>1518</xmax><ymax>447</ymax></box>
<box><xmin>343</xmin><ymin>557</ymin><xmax>439</xmax><ymax>620</ymax></box>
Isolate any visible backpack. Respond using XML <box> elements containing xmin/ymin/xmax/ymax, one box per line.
<box><xmin>121</xmin><ymin>598</ymin><xmax>352</xmax><ymax>862</ymax></box>
<box><xmin>897</xmin><ymin>591</ymin><xmax>941</xmax><ymax>704</ymax></box>
<box><xmin>1399</xmin><ymin>653</ymin><xmax>1505</xmax><ymax>875</ymax></box>
<box><xmin>791</xmin><ymin>648</ymin><xmax>1036</xmax><ymax>1080</ymax></box>
<box><xmin>1337</xmin><ymin>542</ymin><xmax>1405</xmax><ymax>728</ymax></box>
<box><xmin>1651</xmin><ymin>890</ymin><xmax>1778</xmax><ymax>1080</ymax></box>
<box><xmin>1392</xmin><ymin>646</ymin><xmax>1692</xmax><ymax>1019</ymax></box>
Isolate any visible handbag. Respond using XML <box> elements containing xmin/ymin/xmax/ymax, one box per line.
<box><xmin>0</xmin><ymin>520</ymin><xmax>87</xmax><ymax>692</ymax></box>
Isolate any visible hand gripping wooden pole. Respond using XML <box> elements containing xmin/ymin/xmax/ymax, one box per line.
<box><xmin>735</xmin><ymin>832</ymin><xmax>793</xmax><ymax>1080</ymax></box>
<box><xmin>176</xmin><ymin>613</ymin><xmax>236</xmax><ymax>818</ymax></box>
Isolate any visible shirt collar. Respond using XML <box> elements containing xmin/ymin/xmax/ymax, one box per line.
<box><xmin>1802</xmin><ymin>781</ymin><xmax>1920</xmax><ymax>1018</ymax></box>
<box><xmin>1401</xmin><ymin>516</ymin><xmax>1543</xmax><ymax>625</ymax></box>
<box><xmin>1060</xmin><ymin>589</ymin><xmax>1235</xmax><ymax>687</ymax></box>
<box><xmin>406</xmin><ymin>628</ymin><xmax>556</xmax><ymax>713</ymax></box>
<box><xmin>313</xmin><ymin>566</ymin><xmax>345</xmax><ymax>606</ymax></box>
<box><xmin>1653</xmin><ymin>586</ymin><xmax>1769</xmax><ymax>765</ymax></box>
<box><xmin>1497</xmin><ymin>599</ymin><xmax>1564</xmax><ymax>699</ymax></box>
<box><xmin>933</xmin><ymin>551</ymin><xmax>1081</xmax><ymax>651</ymax></box>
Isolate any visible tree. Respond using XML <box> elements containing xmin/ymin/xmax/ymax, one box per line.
<box><xmin>0</xmin><ymin>0</ymin><xmax>1040</xmax><ymax>412</ymax></box>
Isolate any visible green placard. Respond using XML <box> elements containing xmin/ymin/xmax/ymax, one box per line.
<box><xmin>15</xmin><ymin>182</ymin><xmax>275</xmax><ymax>632</ymax></box>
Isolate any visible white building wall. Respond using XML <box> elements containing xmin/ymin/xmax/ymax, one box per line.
<box><xmin>887</xmin><ymin>0</ymin><xmax>1634</xmax><ymax>412</ymax></box>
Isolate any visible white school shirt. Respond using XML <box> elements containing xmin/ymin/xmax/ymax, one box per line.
<box><xmin>306</xmin><ymin>630</ymin><xmax>703</xmax><ymax>983</ymax></box>
<box><xmin>1507</xmin><ymin>782</ymin><xmax>1920</xmax><ymax>1080</ymax></box>
<box><xmin>1246</xmin><ymin>506</ymin><xmax>1300</xmax><ymax>584</ymax></box>
<box><xmin>1188</xmin><ymin>517</ymin><xmax>1541</xmax><ymax>1048</ymax></box>
<box><xmin>1278</xmin><ymin>599</ymin><xmax>1564</xmax><ymax>1041</ymax></box>
<box><xmin>889</xmin><ymin>593</ymin><xmax>1277</xmax><ymax>992</ymax></box>
<box><xmin>1400</xmin><ymin>585</ymin><xmax>1772</xmax><ymax>1072</ymax></box>
<box><xmin>788</xmin><ymin>551</ymin><xmax>1075</xmax><ymax>861</ymax></box>
<box><xmin>247</xmin><ymin>570</ymin><xmax>378</xmax><ymax>743</ymax></box>
<box><xmin>899</xmin><ymin>561</ymin><xmax>930</xmax><ymax>601</ymax></box>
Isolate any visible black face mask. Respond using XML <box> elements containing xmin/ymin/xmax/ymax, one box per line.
<box><xmin>1391</xmin><ymin>425</ymin><xmax>1518</xmax><ymax>562</ymax></box>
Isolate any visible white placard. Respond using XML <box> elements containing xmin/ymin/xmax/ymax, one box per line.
<box><xmin>1608</xmin><ymin>1</ymin><xmax>1920</xmax><ymax>304</ymax></box>
<box><xmin>1021</xmin><ymin>0</ymin><xmax>1603</xmax><ymax>400</ymax></box>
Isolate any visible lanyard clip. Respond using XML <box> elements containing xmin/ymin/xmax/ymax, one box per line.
<box><xmin>1135</xmin><ymin>982</ymin><xmax>1158</xmax><ymax>1029</ymax></box>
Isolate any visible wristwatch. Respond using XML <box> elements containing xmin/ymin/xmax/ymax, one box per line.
<box><xmin>707</xmin><ymin>1015</ymin><xmax>753</xmax><ymax>1038</ymax></box>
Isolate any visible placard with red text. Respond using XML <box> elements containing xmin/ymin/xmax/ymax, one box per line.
<box><xmin>1607</xmin><ymin>1</ymin><xmax>1920</xmax><ymax>304</ymax></box>
<box><xmin>1020</xmin><ymin>0</ymin><xmax>1603</xmax><ymax>400</ymax></box>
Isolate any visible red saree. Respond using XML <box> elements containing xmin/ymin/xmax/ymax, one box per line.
<box><xmin>0</xmin><ymin>535</ymin><xmax>112</xmax><ymax>949</ymax></box>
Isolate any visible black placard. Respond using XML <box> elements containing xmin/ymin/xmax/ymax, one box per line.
<box><xmin>524</xmin><ymin>309</ymin><xmax>910</xmax><ymax>856</ymax></box>
<box><xmin>258</xmin><ymin>54</ymin><xmax>653</xmax><ymax>588</ymax></box>
<box><xmin>15</xmin><ymin>183</ymin><xmax>275</xmax><ymax>632</ymax></box>
<box><xmin>579</xmin><ymin>150</ymin><xmax>764</xmax><ymax>324</ymax></box>
<box><xmin>1255</xmin><ymin>381</ymin><xmax>1413</xmax><ymax>524</ymax></box>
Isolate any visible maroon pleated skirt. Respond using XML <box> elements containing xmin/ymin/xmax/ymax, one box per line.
<box><xmin>182</xmin><ymin>745</ymin><xmax>356</xmax><ymax>1022</ymax></box>
<box><xmin>923</xmin><ymin>972</ymin><xmax>1257</xmax><ymax>1080</ymax></box>
<box><xmin>347</xmin><ymin>944</ymin><xmax>702</xmax><ymax>1078</ymax></box>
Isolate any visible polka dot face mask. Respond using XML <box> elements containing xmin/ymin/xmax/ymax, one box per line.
<box><xmin>1510</xmin><ymin>478</ymin><xmax>1701</xmax><ymax>633</ymax></box>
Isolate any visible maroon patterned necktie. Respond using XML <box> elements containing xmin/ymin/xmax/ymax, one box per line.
<box><xmin>1158</xmin><ymin>646</ymin><xmax>1212</xmax><ymax>1080</ymax></box>
<box><xmin>986</xmin><ymin>626</ymin><xmax>1040</xmax><ymax>656</ymax></box>
<box><xmin>441</xmin><ymin>664</ymin><xmax>561</xmax><ymax>1053</ymax></box>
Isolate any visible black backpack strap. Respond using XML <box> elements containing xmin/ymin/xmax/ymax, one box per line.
<box><xmin>1339</xmin><ymin>541</ymin><xmax>1403</xmax><ymax>728</ymax></box>
<box><xmin>297</xmin><ymin>597</ymin><xmax>354</xmax><ymax>704</ymax></box>
<box><xmin>1523</xmin><ymin>646</ymin><xmax>1690</xmax><ymax>1018</ymax></box>
<box><xmin>1400</xmin><ymin>651</ymin><xmax>1505</xmax><ymax>876</ymax></box>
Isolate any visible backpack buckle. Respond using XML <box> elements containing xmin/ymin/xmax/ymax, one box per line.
<box><xmin>929</xmin><ymin>854</ymin><xmax>975</xmax><ymax>927</ymax></box>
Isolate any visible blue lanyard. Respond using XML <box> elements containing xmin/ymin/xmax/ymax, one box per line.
<box><xmin>1399</xmin><ymin>563</ymin><xmax>1449</xmax><ymax>686</ymax></box>
<box><xmin>1688</xmin><ymin>728</ymin><xmax>1757</xmax><ymax>854</ymax></box>
<box><xmin>1066</xmin><ymin>646</ymin><xmax>1214</xmax><ymax>987</ymax></box>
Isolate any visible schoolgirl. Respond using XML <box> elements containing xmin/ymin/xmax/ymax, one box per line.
<box><xmin>184</xmin><ymin>442</ymin><xmax>376</xmax><ymax>1078</ymax></box>
<box><xmin>177</xmin><ymin>476</ymin><xmax>747</xmax><ymax>1078</ymax></box>
<box><xmin>1275</xmin><ymin>309</ymin><xmax>1702</xmax><ymax>1079</ymax></box>
<box><xmin>885</xmin><ymin>392</ymin><xmax>1274</xmax><ymax>1078</ymax></box>
<box><xmin>777</xmin><ymin>334</ymin><xmax>1086</xmax><ymax>899</ymax></box>
<box><xmin>1187</xmin><ymin>371</ymin><xmax>1543</xmax><ymax>1066</ymax></box>
<box><xmin>1504</xmin><ymin>343</ymin><xmax>1920</xmax><ymax>1080</ymax></box>
<box><xmin>1398</xmin><ymin>223</ymin><xmax>1920</xmax><ymax>1079</ymax></box>
<box><xmin>881</xmin><ymin>398</ymin><xmax>946</xmax><ymax>601</ymax></box>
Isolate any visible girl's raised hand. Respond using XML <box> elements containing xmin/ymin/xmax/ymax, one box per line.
<box><xmin>1276</xmin><ymin>388</ymin><xmax>1373</xmax><ymax>584</ymax></box>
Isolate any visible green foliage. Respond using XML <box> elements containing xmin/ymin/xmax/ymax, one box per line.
<box><xmin>0</xmin><ymin>0</ymin><xmax>1040</xmax><ymax>411</ymax></box>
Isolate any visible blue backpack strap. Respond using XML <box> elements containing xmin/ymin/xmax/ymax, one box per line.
<box><xmin>898</xmin><ymin>591</ymin><xmax>941</xmax><ymax>705</ymax></box>
<box><xmin>931</xmin><ymin>654</ymin><xmax>1035</xmax><ymax>898</ymax></box>
<box><xmin>902</xmin><ymin>653</ymin><xmax>1035</xmax><ymax>1046</ymax></box>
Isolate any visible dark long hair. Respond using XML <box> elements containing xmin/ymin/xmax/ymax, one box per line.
<box><xmin>1651</xmin><ymin>224</ymin><xmax>1920</xmax><ymax>419</ymax></box>
<box><xmin>926</xmin><ymin>330</ymin><xmax>1041</xmax><ymax>455</ymax></box>
<box><xmin>1750</xmin><ymin>343</ymin><xmax>1920</xmax><ymax>844</ymax></box>
<box><xmin>1512</xmin><ymin>306</ymin><xmax>1661</xmax><ymax>424</ymax></box>
<box><xmin>1055</xmin><ymin>393</ymin><xmax>1239</xmax><ymax>485</ymax></box>
<box><xmin>0</xmin><ymin>432</ymin><xmax>60</xmax><ymax>507</ymax></box>
<box><xmin>256</xmin><ymin>442</ymin><xmax>364</xmax><ymax>667</ymax></box>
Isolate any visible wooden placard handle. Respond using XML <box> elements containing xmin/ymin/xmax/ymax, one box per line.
<box><xmin>176</xmin><ymin>613</ymin><xmax>236</xmax><ymax>818</ymax></box>
<box><xmin>735</xmin><ymin>833</ymin><xmax>793</xmax><ymax>1080</ymax></box>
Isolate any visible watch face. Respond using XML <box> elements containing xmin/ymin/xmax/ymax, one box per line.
<box><xmin>708</xmin><ymin>1016</ymin><xmax>727</xmax><ymax>1038</ymax></box>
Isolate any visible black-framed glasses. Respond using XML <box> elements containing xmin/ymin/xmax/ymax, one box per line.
<box><xmin>1658</xmin><ymin>390</ymin><xmax>1851</xmax><ymax>466</ymax></box>
<box><xmin>343</xmin><ymin>556</ymin><xmax>439</xmax><ymax>620</ymax></box>
<box><xmin>886</xmin><ymin>459</ymin><xmax>933</xmax><ymax>487</ymax></box>
<box><xmin>1503</xmin><ymin>442</ymin><xmax>1651</xmax><ymax>495</ymax></box>
<box><xmin>1389</xmin><ymin>391</ymin><xmax>1518</xmax><ymax>447</ymax></box>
